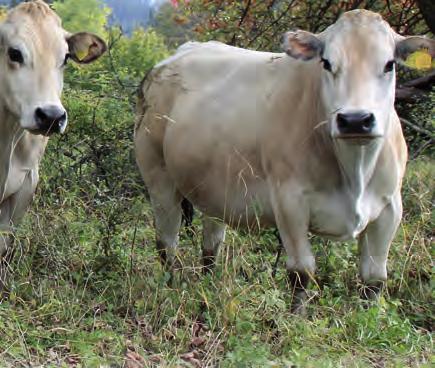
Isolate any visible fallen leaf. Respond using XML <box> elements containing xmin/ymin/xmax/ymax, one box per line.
<box><xmin>65</xmin><ymin>355</ymin><xmax>81</xmax><ymax>367</ymax></box>
<box><xmin>125</xmin><ymin>351</ymin><xmax>145</xmax><ymax>368</ymax></box>
<box><xmin>149</xmin><ymin>354</ymin><xmax>163</xmax><ymax>363</ymax></box>
<box><xmin>191</xmin><ymin>336</ymin><xmax>206</xmax><ymax>347</ymax></box>
<box><xmin>180</xmin><ymin>352</ymin><xmax>195</xmax><ymax>360</ymax></box>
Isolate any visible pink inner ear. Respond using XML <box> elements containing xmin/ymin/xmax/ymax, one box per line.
<box><xmin>292</xmin><ymin>41</ymin><xmax>312</xmax><ymax>57</ymax></box>
<box><xmin>287</xmin><ymin>37</ymin><xmax>316</xmax><ymax>59</ymax></box>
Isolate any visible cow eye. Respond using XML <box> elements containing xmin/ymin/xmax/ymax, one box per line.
<box><xmin>384</xmin><ymin>60</ymin><xmax>395</xmax><ymax>73</ymax></box>
<box><xmin>63</xmin><ymin>53</ymin><xmax>70</xmax><ymax>66</ymax></box>
<box><xmin>8</xmin><ymin>47</ymin><xmax>24</xmax><ymax>64</ymax></box>
<box><xmin>321</xmin><ymin>58</ymin><xmax>332</xmax><ymax>72</ymax></box>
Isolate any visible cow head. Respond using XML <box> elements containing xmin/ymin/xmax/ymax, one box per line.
<box><xmin>0</xmin><ymin>0</ymin><xmax>106</xmax><ymax>136</ymax></box>
<box><xmin>283</xmin><ymin>9</ymin><xmax>434</xmax><ymax>143</ymax></box>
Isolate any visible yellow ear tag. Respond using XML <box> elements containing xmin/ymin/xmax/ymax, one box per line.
<box><xmin>0</xmin><ymin>9</ymin><xmax>7</xmax><ymax>22</ymax></box>
<box><xmin>76</xmin><ymin>48</ymin><xmax>89</xmax><ymax>62</ymax></box>
<box><xmin>405</xmin><ymin>49</ymin><xmax>432</xmax><ymax>70</ymax></box>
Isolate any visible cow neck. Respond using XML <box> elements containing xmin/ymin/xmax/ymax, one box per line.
<box><xmin>276</xmin><ymin>58</ymin><xmax>326</xmax><ymax>144</ymax></box>
<box><xmin>0</xmin><ymin>105</ymin><xmax>26</xmax><ymax>202</ymax></box>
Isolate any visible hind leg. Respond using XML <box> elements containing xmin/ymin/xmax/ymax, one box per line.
<box><xmin>135</xmin><ymin>129</ymin><xmax>183</xmax><ymax>268</ymax></box>
<box><xmin>202</xmin><ymin>216</ymin><xmax>226</xmax><ymax>273</ymax></box>
<box><xmin>147</xmin><ymin>170</ymin><xmax>183</xmax><ymax>268</ymax></box>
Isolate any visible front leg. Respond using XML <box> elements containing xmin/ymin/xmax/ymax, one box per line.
<box><xmin>0</xmin><ymin>170</ymin><xmax>38</xmax><ymax>290</ymax></box>
<box><xmin>358</xmin><ymin>192</ymin><xmax>402</xmax><ymax>300</ymax></box>
<box><xmin>0</xmin><ymin>199</ymin><xmax>15</xmax><ymax>291</ymax></box>
<box><xmin>270</xmin><ymin>182</ymin><xmax>315</xmax><ymax>314</ymax></box>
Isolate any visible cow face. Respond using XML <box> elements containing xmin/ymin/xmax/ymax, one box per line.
<box><xmin>283</xmin><ymin>10</ymin><xmax>434</xmax><ymax>143</ymax></box>
<box><xmin>0</xmin><ymin>0</ymin><xmax>106</xmax><ymax>136</ymax></box>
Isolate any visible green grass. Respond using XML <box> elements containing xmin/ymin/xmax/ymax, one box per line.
<box><xmin>0</xmin><ymin>155</ymin><xmax>432</xmax><ymax>367</ymax></box>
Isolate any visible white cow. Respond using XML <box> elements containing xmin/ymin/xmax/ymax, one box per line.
<box><xmin>135</xmin><ymin>10</ymin><xmax>434</xmax><ymax>312</ymax></box>
<box><xmin>0</xmin><ymin>1</ymin><xmax>106</xmax><ymax>286</ymax></box>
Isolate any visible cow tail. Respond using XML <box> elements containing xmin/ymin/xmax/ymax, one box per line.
<box><xmin>135</xmin><ymin>68</ymin><xmax>154</xmax><ymax>134</ymax></box>
<box><xmin>181</xmin><ymin>198</ymin><xmax>195</xmax><ymax>237</ymax></box>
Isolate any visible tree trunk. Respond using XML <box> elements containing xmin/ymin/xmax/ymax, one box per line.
<box><xmin>416</xmin><ymin>0</ymin><xmax>435</xmax><ymax>34</ymax></box>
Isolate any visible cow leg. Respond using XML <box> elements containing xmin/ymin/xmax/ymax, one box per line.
<box><xmin>202</xmin><ymin>216</ymin><xmax>226</xmax><ymax>273</ymax></box>
<box><xmin>0</xmin><ymin>171</ymin><xmax>38</xmax><ymax>290</ymax></box>
<box><xmin>358</xmin><ymin>193</ymin><xmax>402</xmax><ymax>300</ymax></box>
<box><xmin>135</xmin><ymin>128</ymin><xmax>184</xmax><ymax>269</ymax></box>
<box><xmin>270</xmin><ymin>184</ymin><xmax>314</xmax><ymax>314</ymax></box>
<box><xmin>0</xmin><ymin>198</ymin><xmax>18</xmax><ymax>291</ymax></box>
<box><xmin>0</xmin><ymin>202</ymin><xmax>12</xmax><ymax>259</ymax></box>
<box><xmin>0</xmin><ymin>229</ymin><xmax>13</xmax><ymax>292</ymax></box>
<box><xmin>147</xmin><ymin>172</ymin><xmax>183</xmax><ymax>269</ymax></box>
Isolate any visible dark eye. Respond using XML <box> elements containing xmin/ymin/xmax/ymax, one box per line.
<box><xmin>321</xmin><ymin>58</ymin><xmax>332</xmax><ymax>72</ymax></box>
<box><xmin>8</xmin><ymin>47</ymin><xmax>24</xmax><ymax>64</ymax></box>
<box><xmin>384</xmin><ymin>60</ymin><xmax>395</xmax><ymax>73</ymax></box>
<box><xmin>63</xmin><ymin>53</ymin><xmax>70</xmax><ymax>66</ymax></box>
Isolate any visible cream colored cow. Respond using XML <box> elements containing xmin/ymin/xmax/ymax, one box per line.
<box><xmin>0</xmin><ymin>1</ymin><xmax>106</xmax><ymax>286</ymax></box>
<box><xmin>135</xmin><ymin>10</ymin><xmax>434</xmax><ymax>312</ymax></box>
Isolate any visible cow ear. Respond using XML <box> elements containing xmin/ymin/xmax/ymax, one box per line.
<box><xmin>395</xmin><ymin>36</ymin><xmax>435</xmax><ymax>67</ymax></box>
<box><xmin>67</xmin><ymin>32</ymin><xmax>107</xmax><ymax>64</ymax></box>
<box><xmin>283</xmin><ymin>30</ymin><xmax>324</xmax><ymax>61</ymax></box>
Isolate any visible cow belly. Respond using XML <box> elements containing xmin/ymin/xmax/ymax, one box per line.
<box><xmin>308</xmin><ymin>191</ymin><xmax>384</xmax><ymax>241</ymax></box>
<box><xmin>185</xmin><ymin>180</ymin><xmax>274</xmax><ymax>229</ymax></box>
<box><xmin>170</xmin><ymin>162</ymin><xmax>275</xmax><ymax>228</ymax></box>
<box><xmin>164</xmin><ymin>139</ymin><xmax>274</xmax><ymax>228</ymax></box>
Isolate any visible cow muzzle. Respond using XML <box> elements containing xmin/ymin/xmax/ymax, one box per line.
<box><xmin>335</xmin><ymin>111</ymin><xmax>379</xmax><ymax>141</ymax></box>
<box><xmin>33</xmin><ymin>105</ymin><xmax>67</xmax><ymax>136</ymax></box>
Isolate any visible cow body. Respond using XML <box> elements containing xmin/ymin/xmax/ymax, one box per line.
<box><xmin>0</xmin><ymin>1</ymin><xmax>106</xmax><ymax>285</ymax></box>
<box><xmin>135</xmin><ymin>10</ymin><xmax>432</xmax><ymax>311</ymax></box>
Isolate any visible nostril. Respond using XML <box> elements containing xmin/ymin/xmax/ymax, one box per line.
<box><xmin>362</xmin><ymin>113</ymin><xmax>375</xmax><ymax>130</ymax></box>
<box><xmin>337</xmin><ymin>113</ymin><xmax>347</xmax><ymax>129</ymax></box>
<box><xmin>35</xmin><ymin>107</ymin><xmax>47</xmax><ymax>122</ymax></box>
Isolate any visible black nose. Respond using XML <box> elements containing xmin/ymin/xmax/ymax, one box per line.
<box><xmin>34</xmin><ymin>105</ymin><xmax>67</xmax><ymax>135</ymax></box>
<box><xmin>337</xmin><ymin>111</ymin><xmax>375</xmax><ymax>135</ymax></box>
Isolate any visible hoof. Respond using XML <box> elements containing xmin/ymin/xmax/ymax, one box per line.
<box><xmin>287</xmin><ymin>270</ymin><xmax>311</xmax><ymax>315</ymax></box>
<box><xmin>360</xmin><ymin>281</ymin><xmax>384</xmax><ymax>301</ymax></box>
<box><xmin>156</xmin><ymin>240</ymin><xmax>168</xmax><ymax>265</ymax></box>
<box><xmin>290</xmin><ymin>292</ymin><xmax>308</xmax><ymax>316</ymax></box>
<box><xmin>156</xmin><ymin>240</ymin><xmax>181</xmax><ymax>271</ymax></box>
<box><xmin>202</xmin><ymin>249</ymin><xmax>216</xmax><ymax>274</ymax></box>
